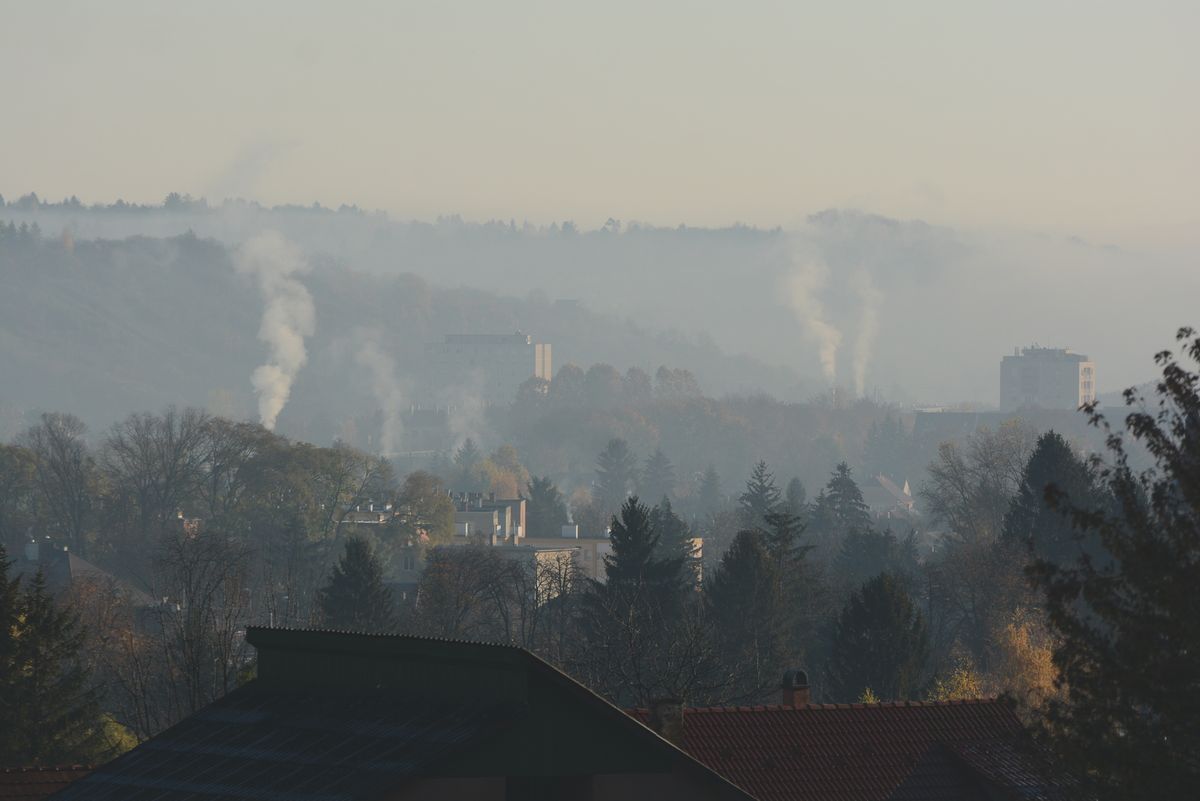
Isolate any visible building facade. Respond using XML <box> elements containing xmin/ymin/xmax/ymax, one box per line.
<box><xmin>1000</xmin><ymin>346</ymin><xmax>1095</xmax><ymax>411</ymax></box>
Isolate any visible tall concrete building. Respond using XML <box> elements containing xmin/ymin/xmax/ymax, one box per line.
<box><xmin>423</xmin><ymin>332</ymin><xmax>551</xmax><ymax>405</ymax></box>
<box><xmin>1000</xmin><ymin>346</ymin><xmax>1095</xmax><ymax>411</ymax></box>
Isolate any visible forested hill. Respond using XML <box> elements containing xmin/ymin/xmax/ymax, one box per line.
<box><xmin>0</xmin><ymin>224</ymin><xmax>802</xmax><ymax>440</ymax></box>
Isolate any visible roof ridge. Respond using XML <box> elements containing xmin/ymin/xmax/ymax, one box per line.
<box><xmin>644</xmin><ymin>697</ymin><xmax>1005</xmax><ymax>713</ymax></box>
<box><xmin>245</xmin><ymin>625</ymin><xmax>526</xmax><ymax>651</ymax></box>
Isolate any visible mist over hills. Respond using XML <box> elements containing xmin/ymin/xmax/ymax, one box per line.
<box><xmin>0</xmin><ymin>223</ymin><xmax>800</xmax><ymax>442</ymax></box>
<box><xmin>2</xmin><ymin>193</ymin><xmax>1194</xmax><ymax>443</ymax></box>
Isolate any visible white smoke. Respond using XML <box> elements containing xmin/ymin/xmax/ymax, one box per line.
<box><xmin>784</xmin><ymin>260</ymin><xmax>842</xmax><ymax>384</ymax></box>
<box><xmin>851</xmin><ymin>269</ymin><xmax>883</xmax><ymax>396</ymax></box>
<box><xmin>234</xmin><ymin>231</ymin><xmax>314</xmax><ymax>430</ymax></box>
<box><xmin>353</xmin><ymin>335</ymin><xmax>405</xmax><ymax>454</ymax></box>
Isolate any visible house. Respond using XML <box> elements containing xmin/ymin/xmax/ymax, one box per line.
<box><xmin>860</xmin><ymin>474</ymin><xmax>918</xmax><ymax>523</ymax></box>
<box><xmin>11</xmin><ymin>539</ymin><xmax>154</xmax><ymax>608</ymax></box>
<box><xmin>0</xmin><ymin>766</ymin><xmax>91</xmax><ymax>801</ymax></box>
<box><xmin>50</xmin><ymin>628</ymin><xmax>751</xmax><ymax>801</ymax></box>
<box><xmin>631</xmin><ymin>673</ymin><xmax>1072</xmax><ymax>801</ymax></box>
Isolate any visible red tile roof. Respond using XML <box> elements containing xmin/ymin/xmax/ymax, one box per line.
<box><xmin>630</xmin><ymin>700</ymin><xmax>1069</xmax><ymax>801</ymax></box>
<box><xmin>0</xmin><ymin>767</ymin><xmax>91</xmax><ymax>801</ymax></box>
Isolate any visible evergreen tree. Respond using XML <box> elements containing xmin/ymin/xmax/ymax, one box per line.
<box><xmin>811</xmin><ymin>463</ymin><xmax>873</xmax><ymax>540</ymax></box>
<box><xmin>650</xmin><ymin>496</ymin><xmax>694</xmax><ymax>563</ymax></box>
<box><xmin>1003</xmin><ymin>431</ymin><xmax>1103</xmax><ymax>567</ymax></box>
<box><xmin>1029</xmin><ymin>328</ymin><xmax>1200</xmax><ymax>799</ymax></box>
<box><xmin>698</xmin><ymin>465</ymin><xmax>723</xmax><ymax>517</ymax></box>
<box><xmin>828</xmin><ymin>573</ymin><xmax>929</xmax><ymax>702</ymax></box>
<box><xmin>834</xmin><ymin>528</ymin><xmax>919</xmax><ymax>590</ymax></box>
<box><xmin>452</xmin><ymin>438</ymin><xmax>485</xmax><ymax>491</ymax></box>
<box><xmin>739</xmin><ymin>460</ymin><xmax>781</xmax><ymax>531</ymax></box>
<box><xmin>595</xmin><ymin>438</ymin><xmax>638</xmax><ymax>515</ymax></box>
<box><xmin>761</xmin><ymin>508</ymin><xmax>810</xmax><ymax>571</ymax></box>
<box><xmin>525</xmin><ymin>475</ymin><xmax>569</xmax><ymax>538</ymax></box>
<box><xmin>706</xmin><ymin>530</ymin><xmax>788</xmax><ymax>701</ymax></box>
<box><xmin>640</xmin><ymin>448</ymin><xmax>676</xmax><ymax>504</ymax></box>
<box><xmin>0</xmin><ymin>560</ymin><xmax>107</xmax><ymax>765</ymax></box>
<box><xmin>454</xmin><ymin>438</ymin><xmax>481</xmax><ymax>471</ymax></box>
<box><xmin>785</xmin><ymin>477</ymin><xmax>807</xmax><ymax>519</ymax></box>
<box><xmin>319</xmin><ymin>537</ymin><xmax>396</xmax><ymax>633</ymax></box>
<box><xmin>603</xmin><ymin>497</ymin><xmax>686</xmax><ymax>614</ymax></box>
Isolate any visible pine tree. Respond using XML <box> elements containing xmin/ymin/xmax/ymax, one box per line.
<box><xmin>785</xmin><ymin>477</ymin><xmax>807</xmax><ymax>519</ymax></box>
<box><xmin>706</xmin><ymin>530</ymin><xmax>788</xmax><ymax>701</ymax></box>
<box><xmin>0</xmin><ymin>560</ymin><xmax>107</xmax><ymax>765</ymax></box>
<box><xmin>452</xmin><ymin>438</ymin><xmax>484</xmax><ymax>491</ymax></box>
<box><xmin>1003</xmin><ymin>431</ymin><xmax>1103</xmax><ymax>567</ymax></box>
<box><xmin>650</xmin><ymin>496</ymin><xmax>694</xmax><ymax>563</ymax></box>
<box><xmin>454</xmin><ymin>438</ymin><xmax>481</xmax><ymax>471</ymax></box>
<box><xmin>603</xmin><ymin>497</ymin><xmax>686</xmax><ymax>610</ymax></box>
<box><xmin>834</xmin><ymin>528</ymin><xmax>919</xmax><ymax>590</ymax></box>
<box><xmin>827</xmin><ymin>573</ymin><xmax>929</xmax><ymax>702</ymax></box>
<box><xmin>1028</xmin><ymin>328</ymin><xmax>1200</xmax><ymax>799</ymax></box>
<box><xmin>595</xmin><ymin>438</ymin><xmax>638</xmax><ymax>515</ymax></box>
<box><xmin>739</xmin><ymin>460</ymin><xmax>781</xmax><ymax>531</ymax></box>
<box><xmin>525</xmin><ymin>475</ymin><xmax>569</xmax><ymax>538</ymax></box>
<box><xmin>698</xmin><ymin>465</ymin><xmax>723</xmax><ymax>516</ymax></box>
<box><xmin>319</xmin><ymin>537</ymin><xmax>396</xmax><ymax>633</ymax></box>
<box><xmin>811</xmin><ymin>463</ymin><xmax>873</xmax><ymax>540</ymax></box>
<box><xmin>640</xmin><ymin>448</ymin><xmax>676</xmax><ymax>504</ymax></box>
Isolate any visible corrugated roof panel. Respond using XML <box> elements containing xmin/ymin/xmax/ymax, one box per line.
<box><xmin>50</xmin><ymin>686</ymin><xmax>513</xmax><ymax>801</ymax></box>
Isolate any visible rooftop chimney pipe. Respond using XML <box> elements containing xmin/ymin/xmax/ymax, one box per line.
<box><xmin>781</xmin><ymin>669</ymin><xmax>810</xmax><ymax>706</ymax></box>
<box><xmin>648</xmin><ymin>697</ymin><xmax>685</xmax><ymax>747</ymax></box>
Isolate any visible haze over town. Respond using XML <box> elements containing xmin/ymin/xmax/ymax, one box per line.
<box><xmin>0</xmin><ymin>4</ymin><xmax>1197</xmax><ymax>800</ymax></box>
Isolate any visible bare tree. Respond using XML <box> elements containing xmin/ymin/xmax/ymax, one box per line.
<box><xmin>19</xmin><ymin>413</ymin><xmax>97</xmax><ymax>554</ymax></box>
<box><xmin>134</xmin><ymin>528</ymin><xmax>252</xmax><ymax>731</ymax></box>
<box><xmin>102</xmin><ymin>408</ymin><xmax>210</xmax><ymax>555</ymax></box>
<box><xmin>921</xmin><ymin>421</ymin><xmax>1037</xmax><ymax>545</ymax></box>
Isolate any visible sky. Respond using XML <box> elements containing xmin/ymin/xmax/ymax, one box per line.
<box><xmin>1</xmin><ymin>1</ymin><xmax>1197</xmax><ymax>248</ymax></box>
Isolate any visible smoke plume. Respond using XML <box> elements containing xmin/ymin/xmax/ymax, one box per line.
<box><xmin>234</xmin><ymin>230</ymin><xmax>314</xmax><ymax>430</ymax></box>
<box><xmin>784</xmin><ymin>261</ymin><xmax>842</xmax><ymax>384</ymax></box>
<box><xmin>851</xmin><ymin>269</ymin><xmax>882</xmax><ymax>396</ymax></box>
<box><xmin>353</xmin><ymin>335</ymin><xmax>404</xmax><ymax>454</ymax></box>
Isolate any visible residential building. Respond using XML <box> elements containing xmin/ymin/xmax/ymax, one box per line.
<box><xmin>1000</xmin><ymin>346</ymin><xmax>1096</xmax><ymax>411</ymax></box>
<box><xmin>523</xmin><ymin>525</ymin><xmax>614</xmax><ymax>582</ymax></box>
<box><xmin>52</xmin><ymin>628</ymin><xmax>750</xmax><ymax>801</ymax></box>
<box><xmin>451</xmin><ymin>492</ymin><xmax>526</xmax><ymax>543</ymax></box>
<box><xmin>860</xmin><ymin>474</ymin><xmax>917</xmax><ymax>523</ymax></box>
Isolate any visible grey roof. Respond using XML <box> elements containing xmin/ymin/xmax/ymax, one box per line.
<box><xmin>50</xmin><ymin>685</ymin><xmax>513</xmax><ymax>801</ymax></box>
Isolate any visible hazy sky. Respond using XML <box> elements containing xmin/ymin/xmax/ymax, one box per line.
<box><xmin>2</xmin><ymin>1</ymin><xmax>1196</xmax><ymax>246</ymax></box>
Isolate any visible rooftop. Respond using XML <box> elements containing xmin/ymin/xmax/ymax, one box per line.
<box><xmin>0</xmin><ymin>767</ymin><xmax>92</xmax><ymax>801</ymax></box>
<box><xmin>629</xmin><ymin>700</ymin><xmax>1071</xmax><ymax>801</ymax></box>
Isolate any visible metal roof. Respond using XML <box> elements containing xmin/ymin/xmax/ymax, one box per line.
<box><xmin>50</xmin><ymin>686</ymin><xmax>512</xmax><ymax>801</ymax></box>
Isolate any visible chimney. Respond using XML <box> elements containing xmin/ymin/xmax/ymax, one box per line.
<box><xmin>781</xmin><ymin>669</ymin><xmax>810</xmax><ymax>706</ymax></box>
<box><xmin>648</xmin><ymin>697</ymin><xmax>685</xmax><ymax>747</ymax></box>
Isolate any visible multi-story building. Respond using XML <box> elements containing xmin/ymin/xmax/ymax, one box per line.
<box><xmin>451</xmin><ymin>492</ymin><xmax>526</xmax><ymax>542</ymax></box>
<box><xmin>423</xmin><ymin>332</ymin><xmax>552</xmax><ymax>405</ymax></box>
<box><xmin>999</xmin><ymin>346</ymin><xmax>1096</xmax><ymax>411</ymax></box>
